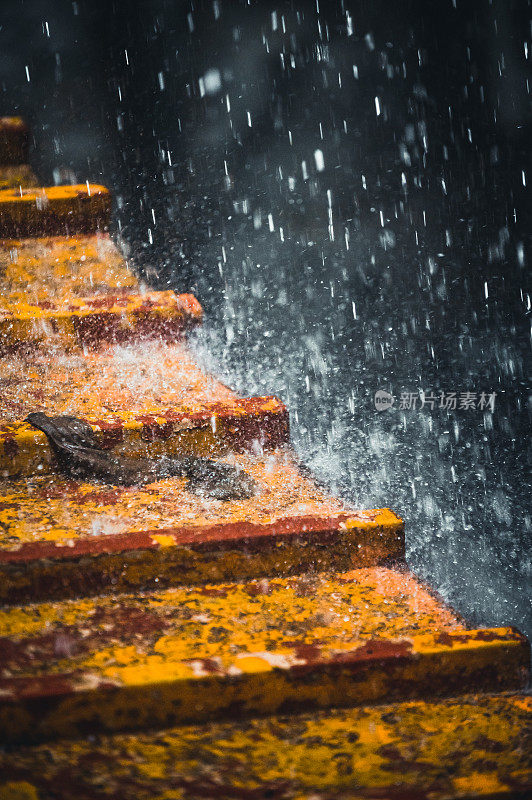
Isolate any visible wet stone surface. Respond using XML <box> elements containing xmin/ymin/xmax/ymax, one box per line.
<box><xmin>0</xmin><ymin>694</ymin><xmax>530</xmax><ymax>800</ymax></box>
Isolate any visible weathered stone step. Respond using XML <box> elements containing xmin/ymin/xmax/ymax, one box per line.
<box><xmin>0</xmin><ymin>336</ymin><xmax>288</xmax><ymax>471</ymax></box>
<box><xmin>0</xmin><ymin>198</ymin><xmax>197</xmax><ymax>351</ymax></box>
<box><xmin>0</xmin><ymin>396</ymin><xmax>288</xmax><ymax>478</ymax></box>
<box><xmin>1</xmin><ymin>694</ymin><xmax>529</xmax><ymax>799</ymax></box>
<box><xmin>0</xmin><ymin>453</ymin><xmax>400</xmax><ymax>603</ymax></box>
<box><xmin>0</xmin><ymin>184</ymin><xmax>110</xmax><ymax>237</ymax></box>
<box><xmin>0</xmin><ymin>287</ymin><xmax>203</xmax><ymax>353</ymax></box>
<box><xmin>0</xmin><ymin>234</ymin><xmax>138</xmax><ymax>299</ymax></box>
<box><xmin>0</xmin><ymin>566</ymin><xmax>527</xmax><ymax>744</ymax></box>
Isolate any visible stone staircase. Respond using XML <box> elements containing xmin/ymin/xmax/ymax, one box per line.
<box><xmin>0</xmin><ymin>117</ymin><xmax>529</xmax><ymax>800</ymax></box>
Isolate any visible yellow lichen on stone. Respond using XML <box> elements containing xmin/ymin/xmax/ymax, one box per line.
<box><xmin>0</xmin><ymin>565</ymin><xmax>528</xmax><ymax>744</ymax></box>
<box><xmin>0</xmin><ymin>695</ymin><xmax>529</xmax><ymax>798</ymax></box>
<box><xmin>0</xmin><ymin>451</ymin><xmax>350</xmax><ymax>549</ymax></box>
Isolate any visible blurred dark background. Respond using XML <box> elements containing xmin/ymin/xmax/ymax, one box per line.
<box><xmin>1</xmin><ymin>0</ymin><xmax>530</xmax><ymax>636</ymax></box>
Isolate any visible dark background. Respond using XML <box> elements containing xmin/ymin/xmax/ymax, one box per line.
<box><xmin>1</xmin><ymin>0</ymin><xmax>530</xmax><ymax>636</ymax></box>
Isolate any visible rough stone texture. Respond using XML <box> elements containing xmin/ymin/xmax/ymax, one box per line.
<box><xmin>0</xmin><ymin>568</ymin><xmax>528</xmax><ymax>743</ymax></box>
<box><xmin>0</xmin><ymin>694</ymin><xmax>530</xmax><ymax>799</ymax></box>
<box><xmin>0</xmin><ymin>457</ymin><xmax>402</xmax><ymax>603</ymax></box>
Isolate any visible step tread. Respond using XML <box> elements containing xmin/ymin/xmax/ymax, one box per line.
<box><xmin>0</xmin><ymin>568</ymin><xmax>528</xmax><ymax>742</ymax></box>
<box><xmin>0</xmin><ymin>234</ymin><xmax>137</xmax><ymax>299</ymax></box>
<box><xmin>1</xmin><ymin>694</ymin><xmax>530</xmax><ymax>799</ymax></box>
<box><xmin>0</xmin><ymin>341</ymin><xmax>236</xmax><ymax>424</ymax></box>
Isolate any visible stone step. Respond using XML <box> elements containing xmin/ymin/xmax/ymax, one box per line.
<box><xmin>0</xmin><ymin>396</ymin><xmax>288</xmax><ymax>479</ymax></box>
<box><xmin>0</xmin><ymin>184</ymin><xmax>110</xmax><ymax>237</ymax></box>
<box><xmin>0</xmin><ymin>694</ymin><xmax>529</xmax><ymax>799</ymax></box>
<box><xmin>0</xmin><ymin>234</ymin><xmax>138</xmax><ymax>300</ymax></box>
<box><xmin>0</xmin><ymin>287</ymin><xmax>203</xmax><ymax>353</ymax></box>
<box><xmin>0</xmin><ymin>453</ymin><xmax>400</xmax><ymax>603</ymax></box>
<box><xmin>0</xmin><ymin>335</ymin><xmax>288</xmax><ymax>463</ymax></box>
<box><xmin>0</xmin><ymin>566</ymin><xmax>527</xmax><ymax>744</ymax></box>
<box><xmin>0</xmin><ymin>226</ymin><xmax>201</xmax><ymax>351</ymax></box>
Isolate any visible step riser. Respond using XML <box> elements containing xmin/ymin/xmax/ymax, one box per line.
<box><xmin>0</xmin><ymin>291</ymin><xmax>203</xmax><ymax>353</ymax></box>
